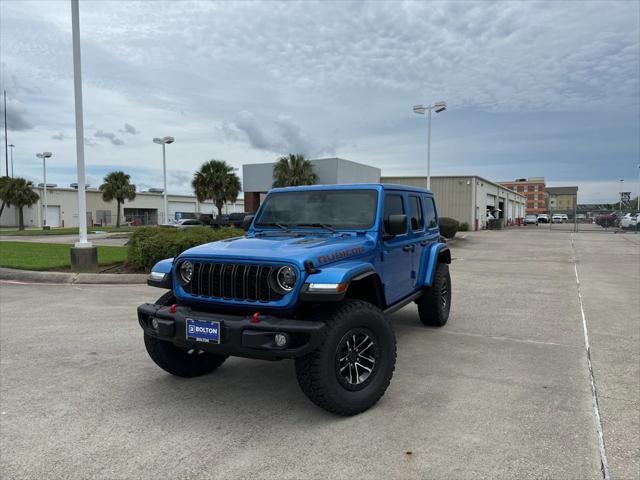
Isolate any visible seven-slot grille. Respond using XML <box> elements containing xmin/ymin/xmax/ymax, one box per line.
<box><xmin>184</xmin><ymin>262</ymin><xmax>285</xmax><ymax>302</ymax></box>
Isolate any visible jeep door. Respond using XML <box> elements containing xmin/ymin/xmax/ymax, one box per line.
<box><xmin>407</xmin><ymin>194</ymin><xmax>427</xmax><ymax>288</ymax></box>
<box><xmin>417</xmin><ymin>194</ymin><xmax>441</xmax><ymax>282</ymax></box>
<box><xmin>380</xmin><ymin>192</ymin><xmax>415</xmax><ymax>305</ymax></box>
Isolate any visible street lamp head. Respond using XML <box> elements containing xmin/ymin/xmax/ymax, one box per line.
<box><xmin>413</xmin><ymin>105</ymin><xmax>426</xmax><ymax>115</ymax></box>
<box><xmin>8</xmin><ymin>144</ymin><xmax>15</xmax><ymax>148</ymax></box>
<box><xmin>36</xmin><ymin>152</ymin><xmax>53</xmax><ymax>159</ymax></box>
<box><xmin>433</xmin><ymin>101</ymin><xmax>447</xmax><ymax>113</ymax></box>
<box><xmin>153</xmin><ymin>136</ymin><xmax>175</xmax><ymax>145</ymax></box>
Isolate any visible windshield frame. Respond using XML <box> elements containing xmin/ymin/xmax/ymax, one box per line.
<box><xmin>254</xmin><ymin>188</ymin><xmax>380</xmax><ymax>231</ymax></box>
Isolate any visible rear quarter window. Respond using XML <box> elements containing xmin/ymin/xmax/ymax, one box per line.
<box><xmin>423</xmin><ymin>196</ymin><xmax>437</xmax><ymax>229</ymax></box>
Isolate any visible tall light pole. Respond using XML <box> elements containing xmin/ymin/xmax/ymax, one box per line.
<box><xmin>153</xmin><ymin>136</ymin><xmax>175</xmax><ymax>224</ymax></box>
<box><xmin>413</xmin><ymin>101</ymin><xmax>447</xmax><ymax>190</ymax></box>
<box><xmin>36</xmin><ymin>152</ymin><xmax>52</xmax><ymax>228</ymax></box>
<box><xmin>8</xmin><ymin>144</ymin><xmax>14</xmax><ymax>177</ymax></box>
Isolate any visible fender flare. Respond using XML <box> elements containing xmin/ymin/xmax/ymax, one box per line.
<box><xmin>422</xmin><ymin>243</ymin><xmax>450</xmax><ymax>287</ymax></box>
<box><xmin>148</xmin><ymin>257</ymin><xmax>174</xmax><ymax>289</ymax></box>
<box><xmin>299</xmin><ymin>261</ymin><xmax>378</xmax><ymax>302</ymax></box>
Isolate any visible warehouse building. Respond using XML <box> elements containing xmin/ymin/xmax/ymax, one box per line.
<box><xmin>0</xmin><ymin>185</ymin><xmax>244</xmax><ymax>228</ymax></box>
<box><xmin>242</xmin><ymin>157</ymin><xmax>381</xmax><ymax>212</ymax></box>
<box><xmin>381</xmin><ymin>176</ymin><xmax>526</xmax><ymax>230</ymax></box>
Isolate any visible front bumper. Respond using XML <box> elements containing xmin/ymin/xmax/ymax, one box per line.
<box><xmin>137</xmin><ymin>303</ymin><xmax>326</xmax><ymax>360</ymax></box>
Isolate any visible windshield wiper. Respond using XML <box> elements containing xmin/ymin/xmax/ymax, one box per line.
<box><xmin>293</xmin><ymin>223</ymin><xmax>336</xmax><ymax>233</ymax></box>
<box><xmin>255</xmin><ymin>222</ymin><xmax>290</xmax><ymax>232</ymax></box>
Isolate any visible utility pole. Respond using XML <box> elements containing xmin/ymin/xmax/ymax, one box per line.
<box><xmin>3</xmin><ymin>90</ymin><xmax>8</xmax><ymax>177</ymax></box>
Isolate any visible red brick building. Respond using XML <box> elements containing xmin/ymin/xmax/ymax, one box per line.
<box><xmin>499</xmin><ymin>177</ymin><xmax>547</xmax><ymax>215</ymax></box>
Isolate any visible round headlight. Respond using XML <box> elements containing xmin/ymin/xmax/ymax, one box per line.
<box><xmin>276</xmin><ymin>266</ymin><xmax>297</xmax><ymax>292</ymax></box>
<box><xmin>179</xmin><ymin>261</ymin><xmax>193</xmax><ymax>283</ymax></box>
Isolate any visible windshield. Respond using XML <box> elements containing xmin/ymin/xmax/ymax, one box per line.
<box><xmin>255</xmin><ymin>189</ymin><xmax>378</xmax><ymax>230</ymax></box>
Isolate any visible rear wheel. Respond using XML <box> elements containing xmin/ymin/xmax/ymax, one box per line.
<box><xmin>295</xmin><ymin>300</ymin><xmax>396</xmax><ymax>416</ymax></box>
<box><xmin>143</xmin><ymin>292</ymin><xmax>228</xmax><ymax>378</ymax></box>
<box><xmin>417</xmin><ymin>262</ymin><xmax>451</xmax><ymax>327</ymax></box>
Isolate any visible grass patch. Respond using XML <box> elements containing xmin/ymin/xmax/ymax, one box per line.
<box><xmin>0</xmin><ymin>226</ymin><xmax>135</xmax><ymax>236</ymax></box>
<box><xmin>0</xmin><ymin>241</ymin><xmax>128</xmax><ymax>271</ymax></box>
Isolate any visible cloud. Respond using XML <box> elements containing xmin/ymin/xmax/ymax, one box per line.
<box><xmin>94</xmin><ymin>130</ymin><xmax>124</xmax><ymax>145</ymax></box>
<box><xmin>5</xmin><ymin>100</ymin><xmax>33</xmax><ymax>131</ymax></box>
<box><xmin>221</xmin><ymin>111</ymin><xmax>336</xmax><ymax>156</ymax></box>
<box><xmin>52</xmin><ymin>132</ymin><xmax>64</xmax><ymax>141</ymax></box>
<box><xmin>120</xmin><ymin>123</ymin><xmax>139</xmax><ymax>135</ymax></box>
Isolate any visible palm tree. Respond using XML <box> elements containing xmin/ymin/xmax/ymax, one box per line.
<box><xmin>192</xmin><ymin>160</ymin><xmax>241</xmax><ymax>218</ymax></box>
<box><xmin>4</xmin><ymin>177</ymin><xmax>40</xmax><ymax>230</ymax></box>
<box><xmin>99</xmin><ymin>171</ymin><xmax>136</xmax><ymax>228</ymax></box>
<box><xmin>272</xmin><ymin>153</ymin><xmax>317</xmax><ymax>188</ymax></box>
<box><xmin>0</xmin><ymin>176</ymin><xmax>11</xmax><ymax>218</ymax></box>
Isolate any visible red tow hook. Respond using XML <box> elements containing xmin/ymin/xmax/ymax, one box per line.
<box><xmin>168</xmin><ymin>304</ymin><xmax>177</xmax><ymax>314</ymax></box>
<box><xmin>251</xmin><ymin>312</ymin><xmax>261</xmax><ymax>324</ymax></box>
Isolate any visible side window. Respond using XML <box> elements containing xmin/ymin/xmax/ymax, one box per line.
<box><xmin>408</xmin><ymin>195</ymin><xmax>423</xmax><ymax>231</ymax></box>
<box><xmin>383</xmin><ymin>194</ymin><xmax>404</xmax><ymax>233</ymax></box>
<box><xmin>423</xmin><ymin>196</ymin><xmax>437</xmax><ymax>229</ymax></box>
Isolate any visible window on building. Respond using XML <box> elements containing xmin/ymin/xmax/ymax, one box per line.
<box><xmin>524</xmin><ymin>185</ymin><xmax>528</xmax><ymax>192</ymax></box>
<box><xmin>383</xmin><ymin>194</ymin><xmax>404</xmax><ymax>234</ymax></box>
<box><xmin>408</xmin><ymin>195</ymin><xmax>424</xmax><ymax>231</ymax></box>
<box><xmin>534</xmin><ymin>185</ymin><xmax>539</xmax><ymax>192</ymax></box>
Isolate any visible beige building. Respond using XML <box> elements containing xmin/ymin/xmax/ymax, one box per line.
<box><xmin>0</xmin><ymin>186</ymin><xmax>244</xmax><ymax>228</ymax></box>
<box><xmin>381</xmin><ymin>176</ymin><xmax>526</xmax><ymax>230</ymax></box>
<box><xmin>546</xmin><ymin>186</ymin><xmax>578</xmax><ymax>214</ymax></box>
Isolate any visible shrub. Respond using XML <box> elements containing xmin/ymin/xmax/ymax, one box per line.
<box><xmin>127</xmin><ymin>226</ymin><xmax>244</xmax><ymax>271</ymax></box>
<box><xmin>459</xmin><ymin>222</ymin><xmax>469</xmax><ymax>232</ymax></box>
<box><xmin>439</xmin><ymin>217</ymin><xmax>459</xmax><ymax>239</ymax></box>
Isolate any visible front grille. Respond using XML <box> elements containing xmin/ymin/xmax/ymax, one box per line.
<box><xmin>185</xmin><ymin>262</ymin><xmax>285</xmax><ymax>302</ymax></box>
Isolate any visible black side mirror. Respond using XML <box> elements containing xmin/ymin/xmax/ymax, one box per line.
<box><xmin>242</xmin><ymin>214</ymin><xmax>255</xmax><ymax>230</ymax></box>
<box><xmin>386</xmin><ymin>214</ymin><xmax>408</xmax><ymax>236</ymax></box>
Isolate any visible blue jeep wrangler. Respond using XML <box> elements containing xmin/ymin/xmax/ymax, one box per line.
<box><xmin>138</xmin><ymin>184</ymin><xmax>452</xmax><ymax>415</ymax></box>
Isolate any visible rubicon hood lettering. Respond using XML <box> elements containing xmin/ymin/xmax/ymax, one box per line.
<box><xmin>317</xmin><ymin>246</ymin><xmax>366</xmax><ymax>265</ymax></box>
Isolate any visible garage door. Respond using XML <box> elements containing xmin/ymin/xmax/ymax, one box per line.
<box><xmin>42</xmin><ymin>205</ymin><xmax>61</xmax><ymax>228</ymax></box>
<box><xmin>168</xmin><ymin>202</ymin><xmax>196</xmax><ymax>220</ymax></box>
<box><xmin>486</xmin><ymin>194</ymin><xmax>495</xmax><ymax>207</ymax></box>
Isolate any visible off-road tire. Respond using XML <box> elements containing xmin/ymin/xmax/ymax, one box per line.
<box><xmin>143</xmin><ymin>292</ymin><xmax>228</xmax><ymax>378</ymax></box>
<box><xmin>417</xmin><ymin>262</ymin><xmax>451</xmax><ymax>327</ymax></box>
<box><xmin>295</xmin><ymin>299</ymin><xmax>396</xmax><ymax>416</ymax></box>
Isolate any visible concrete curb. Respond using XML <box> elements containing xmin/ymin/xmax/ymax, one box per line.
<box><xmin>0</xmin><ymin>267</ymin><xmax>147</xmax><ymax>284</ymax></box>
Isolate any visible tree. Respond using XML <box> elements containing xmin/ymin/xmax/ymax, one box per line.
<box><xmin>192</xmin><ymin>160</ymin><xmax>241</xmax><ymax>218</ymax></box>
<box><xmin>0</xmin><ymin>176</ymin><xmax>11</xmax><ymax>218</ymax></box>
<box><xmin>99</xmin><ymin>171</ymin><xmax>136</xmax><ymax>228</ymax></box>
<box><xmin>3</xmin><ymin>177</ymin><xmax>40</xmax><ymax>230</ymax></box>
<box><xmin>272</xmin><ymin>153</ymin><xmax>318</xmax><ymax>188</ymax></box>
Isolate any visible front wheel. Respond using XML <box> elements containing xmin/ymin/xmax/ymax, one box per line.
<box><xmin>295</xmin><ymin>300</ymin><xmax>396</xmax><ymax>416</ymax></box>
<box><xmin>143</xmin><ymin>291</ymin><xmax>228</xmax><ymax>378</ymax></box>
<box><xmin>417</xmin><ymin>262</ymin><xmax>451</xmax><ymax>327</ymax></box>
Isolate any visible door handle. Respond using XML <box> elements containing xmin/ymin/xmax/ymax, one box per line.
<box><xmin>420</xmin><ymin>240</ymin><xmax>429</xmax><ymax>246</ymax></box>
<box><xmin>402</xmin><ymin>245</ymin><xmax>414</xmax><ymax>252</ymax></box>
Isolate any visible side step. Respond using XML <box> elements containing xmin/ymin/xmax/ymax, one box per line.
<box><xmin>383</xmin><ymin>290</ymin><xmax>423</xmax><ymax>316</ymax></box>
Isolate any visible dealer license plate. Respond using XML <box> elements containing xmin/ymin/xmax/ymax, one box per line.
<box><xmin>186</xmin><ymin>318</ymin><xmax>221</xmax><ymax>344</ymax></box>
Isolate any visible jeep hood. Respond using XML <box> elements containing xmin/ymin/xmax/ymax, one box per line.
<box><xmin>179</xmin><ymin>233</ymin><xmax>375</xmax><ymax>268</ymax></box>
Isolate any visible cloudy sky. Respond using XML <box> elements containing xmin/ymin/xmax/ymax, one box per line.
<box><xmin>1</xmin><ymin>0</ymin><xmax>638</xmax><ymax>202</ymax></box>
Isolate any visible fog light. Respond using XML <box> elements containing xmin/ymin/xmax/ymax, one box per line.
<box><xmin>151</xmin><ymin>318</ymin><xmax>159</xmax><ymax>330</ymax></box>
<box><xmin>274</xmin><ymin>333</ymin><xmax>289</xmax><ymax>347</ymax></box>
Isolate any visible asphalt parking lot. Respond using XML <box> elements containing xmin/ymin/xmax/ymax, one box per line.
<box><xmin>1</xmin><ymin>228</ymin><xmax>638</xmax><ymax>479</ymax></box>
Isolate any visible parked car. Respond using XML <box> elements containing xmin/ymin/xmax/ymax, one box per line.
<box><xmin>139</xmin><ymin>183</ymin><xmax>452</xmax><ymax>416</ymax></box>
<box><xmin>595</xmin><ymin>213</ymin><xmax>620</xmax><ymax>228</ymax></box>
<box><xmin>524</xmin><ymin>214</ymin><xmax>539</xmax><ymax>225</ymax></box>
<box><xmin>537</xmin><ymin>214</ymin><xmax>549</xmax><ymax>224</ymax></box>
<box><xmin>551</xmin><ymin>214</ymin><xmax>564</xmax><ymax>224</ymax></box>
<box><xmin>161</xmin><ymin>219</ymin><xmax>206</xmax><ymax>229</ymax></box>
<box><xmin>561</xmin><ymin>214</ymin><xmax>569</xmax><ymax>222</ymax></box>
<box><xmin>620</xmin><ymin>213</ymin><xmax>640</xmax><ymax>229</ymax></box>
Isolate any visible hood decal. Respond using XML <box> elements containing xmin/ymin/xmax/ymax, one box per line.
<box><xmin>317</xmin><ymin>246</ymin><xmax>366</xmax><ymax>265</ymax></box>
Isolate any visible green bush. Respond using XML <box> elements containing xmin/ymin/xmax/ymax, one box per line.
<box><xmin>127</xmin><ymin>226</ymin><xmax>244</xmax><ymax>271</ymax></box>
<box><xmin>459</xmin><ymin>222</ymin><xmax>469</xmax><ymax>232</ymax></box>
<box><xmin>439</xmin><ymin>217</ymin><xmax>459</xmax><ymax>239</ymax></box>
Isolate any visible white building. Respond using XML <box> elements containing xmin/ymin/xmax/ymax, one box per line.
<box><xmin>0</xmin><ymin>186</ymin><xmax>244</xmax><ymax>228</ymax></box>
<box><xmin>381</xmin><ymin>176</ymin><xmax>527</xmax><ymax>230</ymax></box>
